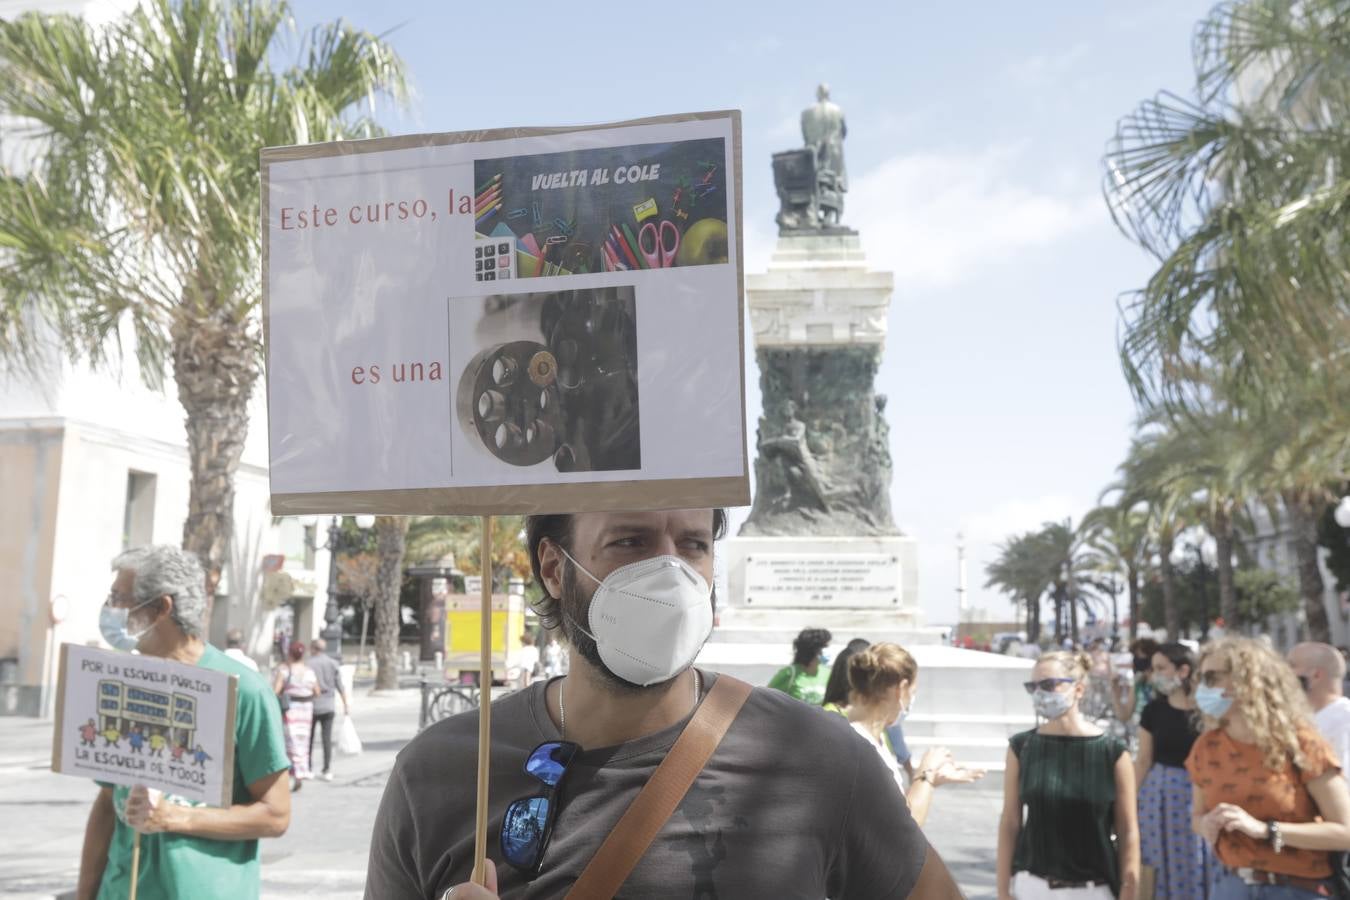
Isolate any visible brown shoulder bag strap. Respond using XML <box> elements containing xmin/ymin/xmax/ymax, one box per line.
<box><xmin>563</xmin><ymin>674</ymin><xmax>753</xmax><ymax>900</ymax></box>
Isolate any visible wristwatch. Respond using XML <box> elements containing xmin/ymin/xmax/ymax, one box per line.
<box><xmin>1267</xmin><ymin>820</ymin><xmax>1285</xmax><ymax>854</ymax></box>
<box><xmin>917</xmin><ymin>769</ymin><xmax>937</xmax><ymax>785</ymax></box>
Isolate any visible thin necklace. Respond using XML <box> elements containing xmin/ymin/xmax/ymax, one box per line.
<box><xmin>558</xmin><ymin>670</ymin><xmax>702</xmax><ymax>740</ymax></box>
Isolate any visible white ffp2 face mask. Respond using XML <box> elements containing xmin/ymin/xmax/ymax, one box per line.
<box><xmin>561</xmin><ymin>549</ymin><xmax>714</xmax><ymax>687</ymax></box>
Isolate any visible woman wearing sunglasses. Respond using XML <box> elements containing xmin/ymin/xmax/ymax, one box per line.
<box><xmin>1135</xmin><ymin>642</ymin><xmax>1210</xmax><ymax>899</ymax></box>
<box><xmin>998</xmin><ymin>650</ymin><xmax>1140</xmax><ymax>900</ymax></box>
<box><xmin>1188</xmin><ymin>637</ymin><xmax>1350</xmax><ymax>899</ymax></box>
<box><xmin>846</xmin><ymin>642</ymin><xmax>985</xmax><ymax>827</ymax></box>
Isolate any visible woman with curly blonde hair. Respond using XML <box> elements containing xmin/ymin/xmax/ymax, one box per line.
<box><xmin>1188</xmin><ymin>637</ymin><xmax>1350</xmax><ymax>898</ymax></box>
<box><xmin>998</xmin><ymin>650</ymin><xmax>1139</xmax><ymax>899</ymax></box>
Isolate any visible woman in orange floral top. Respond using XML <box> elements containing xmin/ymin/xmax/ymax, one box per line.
<box><xmin>1188</xmin><ymin>637</ymin><xmax>1350</xmax><ymax>898</ymax></box>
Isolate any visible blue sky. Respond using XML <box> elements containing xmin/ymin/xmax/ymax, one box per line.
<box><xmin>292</xmin><ymin>0</ymin><xmax>1217</xmax><ymax>624</ymax></box>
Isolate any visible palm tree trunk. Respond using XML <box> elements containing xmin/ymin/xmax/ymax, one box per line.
<box><xmin>1214</xmin><ymin>507</ymin><xmax>1238</xmax><ymax>629</ymax></box>
<box><xmin>1160</xmin><ymin>533</ymin><xmax>1181</xmax><ymax>639</ymax></box>
<box><xmin>173</xmin><ymin>312</ymin><xmax>259</xmax><ymax>598</ymax></box>
<box><xmin>1127</xmin><ymin>564</ymin><xmax>1140</xmax><ymax>639</ymax></box>
<box><xmin>1285</xmin><ymin>492</ymin><xmax>1330</xmax><ymax>643</ymax></box>
<box><xmin>1068</xmin><ymin>587</ymin><xmax>1080</xmax><ymax>644</ymax></box>
<box><xmin>374</xmin><ymin>516</ymin><xmax>410</xmax><ymax>690</ymax></box>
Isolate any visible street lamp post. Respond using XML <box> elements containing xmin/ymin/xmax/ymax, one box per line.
<box><xmin>319</xmin><ymin>514</ymin><xmax>377</xmax><ymax>661</ymax></box>
<box><xmin>321</xmin><ymin>516</ymin><xmax>344</xmax><ymax>660</ymax></box>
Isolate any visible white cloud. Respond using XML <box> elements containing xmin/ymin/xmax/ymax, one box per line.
<box><xmin>848</xmin><ymin>142</ymin><xmax>1101</xmax><ymax>289</ymax></box>
<box><xmin>1005</xmin><ymin>42</ymin><xmax>1092</xmax><ymax>85</ymax></box>
<box><xmin>962</xmin><ymin>493</ymin><xmax>1079</xmax><ymax>544</ymax></box>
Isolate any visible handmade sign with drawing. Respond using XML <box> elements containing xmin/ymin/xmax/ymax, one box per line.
<box><xmin>51</xmin><ymin>644</ymin><xmax>238</xmax><ymax>806</ymax></box>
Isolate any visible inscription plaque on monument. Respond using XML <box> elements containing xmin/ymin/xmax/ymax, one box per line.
<box><xmin>744</xmin><ymin>553</ymin><xmax>900</xmax><ymax>608</ymax></box>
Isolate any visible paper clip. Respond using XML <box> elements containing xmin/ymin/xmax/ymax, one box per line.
<box><xmin>531</xmin><ymin>203</ymin><xmax>542</xmax><ymax>228</ymax></box>
<box><xmin>553</xmin><ymin>218</ymin><xmax>574</xmax><ymax>236</ymax></box>
<box><xmin>545</xmin><ymin>234</ymin><xmax>568</xmax><ymax>245</ymax></box>
<box><xmin>507</xmin><ymin>208</ymin><xmax>529</xmax><ymax>219</ymax></box>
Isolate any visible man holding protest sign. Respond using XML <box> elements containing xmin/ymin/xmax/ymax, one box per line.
<box><xmin>75</xmin><ymin>546</ymin><xmax>292</xmax><ymax>900</ymax></box>
<box><xmin>366</xmin><ymin>508</ymin><xmax>961</xmax><ymax>899</ymax></box>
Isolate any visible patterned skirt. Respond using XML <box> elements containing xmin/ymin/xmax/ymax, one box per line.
<box><xmin>1139</xmin><ymin>764</ymin><xmax>1213</xmax><ymax>899</ymax></box>
<box><xmin>282</xmin><ymin>699</ymin><xmax>314</xmax><ymax>779</ymax></box>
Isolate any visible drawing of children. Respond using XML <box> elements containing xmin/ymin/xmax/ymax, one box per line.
<box><xmin>171</xmin><ymin>743</ymin><xmax>186</xmax><ymax>763</ymax></box>
<box><xmin>192</xmin><ymin>744</ymin><xmax>211</xmax><ymax>768</ymax></box>
<box><xmin>149</xmin><ymin>733</ymin><xmax>166</xmax><ymax>757</ymax></box>
<box><xmin>80</xmin><ymin>719</ymin><xmax>97</xmax><ymax>747</ymax></box>
<box><xmin>101</xmin><ymin>727</ymin><xmax>121</xmax><ymax>747</ymax></box>
<box><xmin>128</xmin><ymin>725</ymin><xmax>145</xmax><ymax>754</ymax></box>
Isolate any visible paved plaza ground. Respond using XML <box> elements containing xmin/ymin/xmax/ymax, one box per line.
<box><xmin>0</xmin><ymin>683</ymin><xmax>1002</xmax><ymax>899</ymax></box>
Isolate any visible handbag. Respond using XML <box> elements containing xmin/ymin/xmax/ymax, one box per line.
<box><xmin>1327</xmin><ymin>852</ymin><xmax>1350</xmax><ymax>900</ymax></box>
<box><xmin>562</xmin><ymin>675</ymin><xmax>752</xmax><ymax>900</ymax></box>
<box><xmin>1292</xmin><ymin>759</ymin><xmax>1350</xmax><ymax>899</ymax></box>
<box><xmin>277</xmin><ymin>666</ymin><xmax>292</xmax><ymax>714</ymax></box>
<box><xmin>338</xmin><ymin>715</ymin><xmax>363</xmax><ymax>756</ymax></box>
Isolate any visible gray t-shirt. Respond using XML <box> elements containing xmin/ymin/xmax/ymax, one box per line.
<box><xmin>308</xmin><ymin>653</ymin><xmax>342</xmax><ymax>715</ymax></box>
<box><xmin>365</xmin><ymin>672</ymin><xmax>930</xmax><ymax>899</ymax></box>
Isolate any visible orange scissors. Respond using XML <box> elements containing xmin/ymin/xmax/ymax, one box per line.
<box><xmin>638</xmin><ymin>219</ymin><xmax>680</xmax><ymax>268</ymax></box>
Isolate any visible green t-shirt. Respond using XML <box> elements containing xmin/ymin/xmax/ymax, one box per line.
<box><xmin>767</xmin><ymin>663</ymin><xmax>830</xmax><ymax>706</ymax></box>
<box><xmin>97</xmin><ymin>644</ymin><xmax>291</xmax><ymax>900</ymax></box>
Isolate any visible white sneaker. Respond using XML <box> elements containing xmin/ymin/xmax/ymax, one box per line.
<box><xmin>319</xmin><ymin>772</ymin><xmax>334</xmax><ymax>782</ymax></box>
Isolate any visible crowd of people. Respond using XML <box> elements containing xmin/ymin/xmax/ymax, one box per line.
<box><xmin>79</xmin><ymin>516</ymin><xmax>1350</xmax><ymax>899</ymax></box>
<box><xmin>765</xmin><ymin>625</ymin><xmax>1350</xmax><ymax>899</ymax></box>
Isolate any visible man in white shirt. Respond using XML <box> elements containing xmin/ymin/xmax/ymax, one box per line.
<box><xmin>223</xmin><ymin>628</ymin><xmax>260</xmax><ymax>673</ymax></box>
<box><xmin>1289</xmin><ymin>641</ymin><xmax>1350</xmax><ymax>773</ymax></box>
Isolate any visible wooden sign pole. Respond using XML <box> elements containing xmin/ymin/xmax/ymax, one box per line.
<box><xmin>129</xmin><ymin>832</ymin><xmax>141</xmax><ymax>900</ymax></box>
<box><xmin>470</xmin><ymin>514</ymin><xmax>494</xmax><ymax>887</ymax></box>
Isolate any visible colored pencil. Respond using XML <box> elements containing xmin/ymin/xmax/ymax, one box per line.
<box><xmin>474</xmin><ymin>184</ymin><xmax>501</xmax><ymax>210</ymax></box>
<box><xmin>475</xmin><ymin>173</ymin><xmax>501</xmax><ymax>195</ymax></box>
<box><xmin>621</xmin><ymin>223</ymin><xmax>648</xmax><ymax>269</ymax></box>
<box><xmin>611</xmin><ymin>226</ymin><xmax>640</xmax><ymax>270</ymax></box>
<box><xmin>475</xmin><ymin>198</ymin><xmax>501</xmax><ymax>222</ymax></box>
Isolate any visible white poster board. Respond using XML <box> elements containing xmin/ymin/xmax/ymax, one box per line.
<box><xmin>51</xmin><ymin>644</ymin><xmax>238</xmax><ymax>807</ymax></box>
<box><xmin>262</xmin><ymin>110</ymin><xmax>747</xmax><ymax>515</ymax></box>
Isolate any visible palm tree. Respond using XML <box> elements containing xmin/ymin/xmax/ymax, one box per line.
<box><xmin>985</xmin><ymin>531</ymin><xmax>1052</xmax><ymax>644</ymax></box>
<box><xmin>0</xmin><ymin>2</ymin><xmax>407</xmax><ymax>582</ymax></box>
<box><xmin>1244</xmin><ymin>380</ymin><xmax>1350</xmax><ymax>643</ymax></box>
<box><xmin>1033</xmin><ymin>519</ymin><xmax>1107</xmax><ymax>645</ymax></box>
<box><xmin>1081</xmin><ymin>502</ymin><xmax>1151</xmax><ymax>638</ymax></box>
<box><xmin>1103</xmin><ymin>0</ymin><xmax>1350</xmax><ymax>419</ymax></box>
<box><xmin>406</xmin><ymin>515</ymin><xmax>531</xmax><ymax>591</ymax></box>
<box><xmin>1115</xmin><ymin>430</ymin><xmax>1192</xmax><ymax>638</ymax></box>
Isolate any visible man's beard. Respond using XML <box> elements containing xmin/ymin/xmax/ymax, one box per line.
<box><xmin>557</xmin><ymin>560</ymin><xmax>653</xmax><ymax>696</ymax></box>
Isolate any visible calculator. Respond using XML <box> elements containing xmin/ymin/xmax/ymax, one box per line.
<box><xmin>474</xmin><ymin>234</ymin><xmax>514</xmax><ymax>282</ymax></box>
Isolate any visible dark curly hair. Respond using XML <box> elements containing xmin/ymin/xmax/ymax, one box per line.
<box><xmin>525</xmin><ymin>510</ymin><xmax>729</xmax><ymax>630</ymax></box>
<box><xmin>792</xmin><ymin>627</ymin><xmax>833</xmax><ymax>666</ymax></box>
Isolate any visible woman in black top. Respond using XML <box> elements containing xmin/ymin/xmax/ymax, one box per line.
<box><xmin>997</xmin><ymin>650</ymin><xmax>1139</xmax><ymax>899</ymax></box>
<box><xmin>1135</xmin><ymin>642</ymin><xmax>1211</xmax><ymax>899</ymax></box>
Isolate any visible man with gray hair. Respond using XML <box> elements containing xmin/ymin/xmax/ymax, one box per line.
<box><xmin>1289</xmin><ymin>641</ymin><xmax>1350</xmax><ymax>774</ymax></box>
<box><xmin>77</xmin><ymin>545</ymin><xmax>292</xmax><ymax>900</ymax></box>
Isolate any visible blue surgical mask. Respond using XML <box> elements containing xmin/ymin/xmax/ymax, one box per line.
<box><xmin>1195</xmin><ymin>684</ymin><xmax>1233</xmax><ymax>718</ymax></box>
<box><xmin>99</xmin><ymin>599</ymin><xmax>159</xmax><ymax>652</ymax></box>
<box><xmin>898</xmin><ymin>690</ymin><xmax>917</xmax><ymax>722</ymax></box>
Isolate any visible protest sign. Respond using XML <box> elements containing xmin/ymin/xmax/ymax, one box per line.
<box><xmin>51</xmin><ymin>644</ymin><xmax>237</xmax><ymax>807</ymax></box>
<box><xmin>262</xmin><ymin>110</ymin><xmax>747</xmax><ymax>515</ymax></box>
